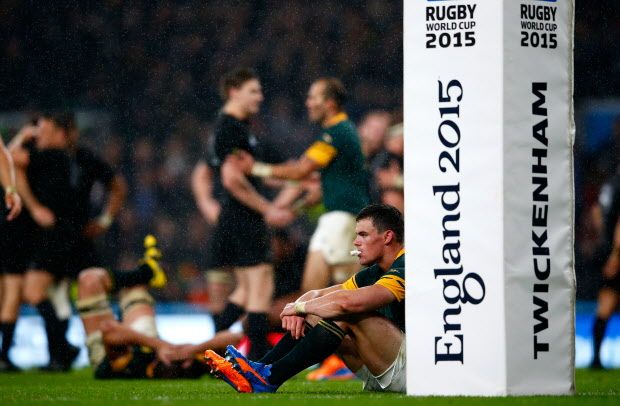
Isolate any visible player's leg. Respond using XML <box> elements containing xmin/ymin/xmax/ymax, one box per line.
<box><xmin>218</xmin><ymin>314</ymin><xmax>345</xmax><ymax>392</ymax></box>
<box><xmin>205</xmin><ymin>268</ymin><xmax>234</xmax><ymax>315</ymax></box>
<box><xmin>214</xmin><ymin>268</ymin><xmax>246</xmax><ymax>332</ymax></box>
<box><xmin>76</xmin><ymin>267</ymin><xmax>116</xmax><ymax>369</ymax></box>
<box><xmin>591</xmin><ymin>286</ymin><xmax>619</xmax><ymax>368</ymax></box>
<box><xmin>117</xmin><ymin>286</ymin><xmax>158</xmax><ymax>339</ymax></box>
<box><xmin>243</xmin><ymin>263</ymin><xmax>274</xmax><ymax>359</ymax></box>
<box><xmin>336</xmin><ymin>314</ymin><xmax>406</xmax><ymax>393</ymax></box>
<box><xmin>0</xmin><ymin>273</ymin><xmax>22</xmax><ymax>370</ymax></box>
<box><xmin>22</xmin><ymin>269</ymin><xmax>77</xmax><ymax>369</ymax></box>
<box><xmin>302</xmin><ymin>211</ymin><xmax>360</xmax><ymax>292</ymax></box>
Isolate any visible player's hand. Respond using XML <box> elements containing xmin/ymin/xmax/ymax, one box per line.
<box><xmin>264</xmin><ymin>205</ymin><xmax>294</xmax><ymax>228</ymax></box>
<box><xmin>30</xmin><ymin>204</ymin><xmax>56</xmax><ymax>228</ymax></box>
<box><xmin>157</xmin><ymin>343</ymin><xmax>183</xmax><ymax>366</ymax></box>
<box><xmin>281</xmin><ymin>314</ymin><xmax>306</xmax><ymax>340</ymax></box>
<box><xmin>83</xmin><ymin>220</ymin><xmax>108</xmax><ymax>238</ymax></box>
<box><xmin>233</xmin><ymin>150</ymin><xmax>255</xmax><ymax>174</ymax></box>
<box><xmin>603</xmin><ymin>251</ymin><xmax>620</xmax><ymax>279</ymax></box>
<box><xmin>4</xmin><ymin>190</ymin><xmax>22</xmax><ymax>221</ymax></box>
<box><xmin>16</xmin><ymin>124</ymin><xmax>38</xmax><ymax>143</ymax></box>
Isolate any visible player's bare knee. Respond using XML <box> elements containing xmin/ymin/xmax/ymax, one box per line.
<box><xmin>78</xmin><ymin>268</ymin><xmax>109</xmax><ymax>295</ymax></box>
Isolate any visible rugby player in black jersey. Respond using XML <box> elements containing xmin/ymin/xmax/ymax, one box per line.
<box><xmin>207</xmin><ymin>68</ymin><xmax>294</xmax><ymax>359</ymax></box>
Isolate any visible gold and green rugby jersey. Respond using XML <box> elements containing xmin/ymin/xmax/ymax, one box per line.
<box><xmin>342</xmin><ymin>249</ymin><xmax>405</xmax><ymax>332</ymax></box>
<box><xmin>304</xmin><ymin>112</ymin><xmax>370</xmax><ymax>214</ymax></box>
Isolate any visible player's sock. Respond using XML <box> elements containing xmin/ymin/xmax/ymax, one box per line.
<box><xmin>36</xmin><ymin>300</ymin><xmax>69</xmax><ymax>360</ymax></box>
<box><xmin>247</xmin><ymin>312</ymin><xmax>269</xmax><ymax>359</ymax></box>
<box><xmin>112</xmin><ymin>264</ymin><xmax>153</xmax><ymax>288</ymax></box>
<box><xmin>268</xmin><ymin>320</ymin><xmax>345</xmax><ymax>386</ymax></box>
<box><xmin>0</xmin><ymin>322</ymin><xmax>16</xmax><ymax>361</ymax></box>
<box><xmin>258</xmin><ymin>322</ymin><xmax>312</xmax><ymax>364</ymax></box>
<box><xmin>592</xmin><ymin>316</ymin><xmax>608</xmax><ymax>367</ymax></box>
<box><xmin>214</xmin><ymin>302</ymin><xmax>244</xmax><ymax>332</ymax></box>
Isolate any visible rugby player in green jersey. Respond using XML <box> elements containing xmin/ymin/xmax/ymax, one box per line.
<box><xmin>235</xmin><ymin>77</ymin><xmax>370</xmax><ymax>293</ymax></box>
<box><xmin>204</xmin><ymin>204</ymin><xmax>406</xmax><ymax>393</ymax></box>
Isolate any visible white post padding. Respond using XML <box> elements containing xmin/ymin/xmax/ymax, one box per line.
<box><xmin>404</xmin><ymin>0</ymin><xmax>575</xmax><ymax>396</ymax></box>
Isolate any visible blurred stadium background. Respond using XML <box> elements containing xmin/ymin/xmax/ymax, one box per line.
<box><xmin>0</xmin><ymin>1</ymin><xmax>618</xmax><ymax>368</ymax></box>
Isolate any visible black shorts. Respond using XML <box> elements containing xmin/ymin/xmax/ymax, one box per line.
<box><xmin>207</xmin><ymin>209</ymin><xmax>271</xmax><ymax>269</ymax></box>
<box><xmin>601</xmin><ymin>272</ymin><xmax>620</xmax><ymax>293</ymax></box>
<box><xmin>30</xmin><ymin>222</ymin><xmax>98</xmax><ymax>278</ymax></box>
<box><xmin>0</xmin><ymin>214</ymin><xmax>36</xmax><ymax>275</ymax></box>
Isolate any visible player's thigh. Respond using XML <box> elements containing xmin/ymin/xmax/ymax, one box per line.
<box><xmin>301</xmin><ymin>250</ymin><xmax>330</xmax><ymax>292</ymax></box>
<box><xmin>596</xmin><ymin>288</ymin><xmax>619</xmax><ymax>318</ymax></box>
<box><xmin>308</xmin><ymin>211</ymin><xmax>358</xmax><ymax>266</ymax></box>
<box><xmin>341</xmin><ymin>313</ymin><xmax>403</xmax><ymax>376</ymax></box>
<box><xmin>22</xmin><ymin>269</ymin><xmax>54</xmax><ymax>304</ymax></box>
<box><xmin>244</xmin><ymin>264</ymin><xmax>274</xmax><ymax>311</ymax></box>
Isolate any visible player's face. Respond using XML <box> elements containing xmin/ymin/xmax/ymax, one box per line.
<box><xmin>305</xmin><ymin>81</ymin><xmax>328</xmax><ymax>123</ymax></box>
<box><xmin>234</xmin><ymin>79</ymin><xmax>263</xmax><ymax>116</ymax></box>
<box><xmin>353</xmin><ymin>218</ymin><xmax>386</xmax><ymax>266</ymax></box>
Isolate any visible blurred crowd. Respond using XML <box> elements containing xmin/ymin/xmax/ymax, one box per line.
<box><xmin>0</xmin><ymin>0</ymin><xmax>618</xmax><ymax>304</ymax></box>
<box><xmin>0</xmin><ymin>1</ymin><xmax>403</xmax><ymax>303</ymax></box>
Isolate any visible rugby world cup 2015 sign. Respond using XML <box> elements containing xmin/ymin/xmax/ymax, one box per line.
<box><xmin>404</xmin><ymin>0</ymin><xmax>575</xmax><ymax>396</ymax></box>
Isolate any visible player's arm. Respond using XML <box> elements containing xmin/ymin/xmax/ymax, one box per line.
<box><xmin>239</xmin><ymin>139</ymin><xmax>337</xmax><ymax>181</ymax></box>
<box><xmin>191</xmin><ymin>162</ymin><xmax>220</xmax><ymax>224</ymax></box>
<box><xmin>221</xmin><ymin>155</ymin><xmax>271</xmax><ymax>215</ymax></box>
<box><xmin>100</xmin><ymin>174</ymin><xmax>127</xmax><ymax>226</ymax></box>
<box><xmin>258</xmin><ymin>156</ymin><xmax>321</xmax><ymax>181</ymax></box>
<box><xmin>284</xmin><ymin>284</ymin><xmax>396</xmax><ymax>320</ymax></box>
<box><xmin>0</xmin><ymin>138</ymin><xmax>21</xmax><ymax>220</ymax></box>
<box><xmin>100</xmin><ymin>320</ymin><xmax>175</xmax><ymax>364</ymax></box>
<box><xmin>10</xmin><ymin>143</ymin><xmax>56</xmax><ymax>227</ymax></box>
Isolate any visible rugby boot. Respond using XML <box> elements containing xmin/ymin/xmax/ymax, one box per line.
<box><xmin>204</xmin><ymin>350</ymin><xmax>253</xmax><ymax>393</ymax></box>
<box><xmin>225</xmin><ymin>345</ymin><xmax>278</xmax><ymax>393</ymax></box>
<box><xmin>141</xmin><ymin>234</ymin><xmax>166</xmax><ymax>288</ymax></box>
<box><xmin>306</xmin><ymin>354</ymin><xmax>355</xmax><ymax>381</ymax></box>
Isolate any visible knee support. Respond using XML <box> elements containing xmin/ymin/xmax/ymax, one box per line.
<box><xmin>76</xmin><ymin>294</ymin><xmax>113</xmax><ymax>318</ymax></box>
<box><xmin>119</xmin><ymin>288</ymin><xmax>155</xmax><ymax>316</ymax></box>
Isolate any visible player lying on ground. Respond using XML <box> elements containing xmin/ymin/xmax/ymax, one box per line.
<box><xmin>204</xmin><ymin>204</ymin><xmax>406</xmax><ymax>393</ymax></box>
<box><xmin>76</xmin><ymin>235</ymin><xmax>209</xmax><ymax>379</ymax></box>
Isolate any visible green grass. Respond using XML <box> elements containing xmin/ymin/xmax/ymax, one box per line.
<box><xmin>0</xmin><ymin>368</ymin><xmax>618</xmax><ymax>405</ymax></box>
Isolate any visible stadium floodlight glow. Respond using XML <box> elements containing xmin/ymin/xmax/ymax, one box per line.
<box><xmin>404</xmin><ymin>0</ymin><xmax>575</xmax><ymax>396</ymax></box>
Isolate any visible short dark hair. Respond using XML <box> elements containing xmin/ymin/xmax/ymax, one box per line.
<box><xmin>219</xmin><ymin>67</ymin><xmax>259</xmax><ymax>101</ymax></box>
<box><xmin>40</xmin><ymin>111</ymin><xmax>76</xmax><ymax>133</ymax></box>
<box><xmin>316</xmin><ymin>77</ymin><xmax>347</xmax><ymax>109</ymax></box>
<box><xmin>356</xmin><ymin>204</ymin><xmax>404</xmax><ymax>243</ymax></box>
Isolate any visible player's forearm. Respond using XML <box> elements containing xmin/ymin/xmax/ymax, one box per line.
<box><xmin>102</xmin><ymin>175</ymin><xmax>127</xmax><ymax>219</ymax></box>
<box><xmin>252</xmin><ymin>159</ymin><xmax>314</xmax><ymax>181</ymax></box>
<box><xmin>0</xmin><ymin>145</ymin><xmax>15</xmax><ymax>190</ymax></box>
<box><xmin>191</xmin><ymin>164</ymin><xmax>213</xmax><ymax>204</ymax></box>
<box><xmin>271</xmin><ymin>162</ymin><xmax>311</xmax><ymax>181</ymax></box>
<box><xmin>14</xmin><ymin>168</ymin><xmax>41</xmax><ymax>211</ymax></box>
<box><xmin>224</xmin><ymin>173</ymin><xmax>270</xmax><ymax>215</ymax></box>
<box><xmin>273</xmin><ymin>183</ymin><xmax>304</xmax><ymax>208</ymax></box>
<box><xmin>296</xmin><ymin>284</ymin><xmax>344</xmax><ymax>303</ymax></box>
<box><xmin>300</xmin><ymin>291</ymin><xmax>353</xmax><ymax>319</ymax></box>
